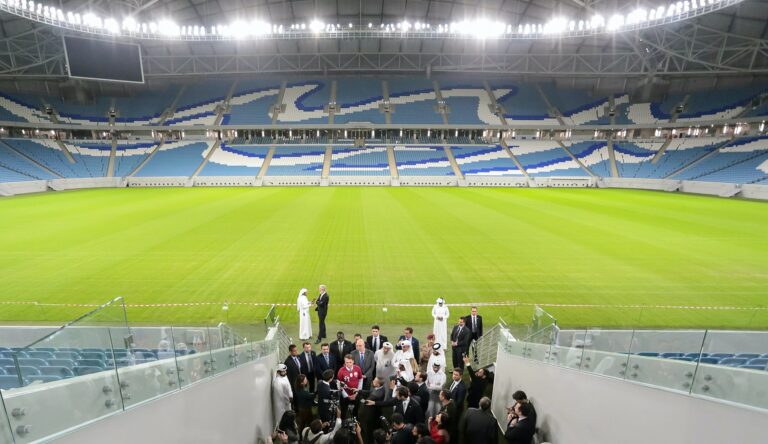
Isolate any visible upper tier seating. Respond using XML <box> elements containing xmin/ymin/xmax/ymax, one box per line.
<box><xmin>164</xmin><ymin>80</ymin><xmax>231</xmax><ymax>126</ymax></box>
<box><xmin>55</xmin><ymin>97</ymin><xmax>112</xmax><ymax>125</ymax></box>
<box><xmin>394</xmin><ymin>146</ymin><xmax>454</xmax><ymax>176</ymax></box>
<box><xmin>266</xmin><ymin>146</ymin><xmax>325</xmax><ymax>176</ymax></box>
<box><xmin>134</xmin><ymin>140</ymin><xmax>213</xmax><ymax>177</ymax></box>
<box><xmin>490</xmin><ymin>82</ymin><xmax>558</xmax><ymax>125</ymax></box>
<box><xmin>451</xmin><ymin>145</ymin><xmax>522</xmax><ymax>176</ymax></box>
<box><xmin>539</xmin><ymin>85</ymin><xmax>623</xmax><ymax>125</ymax></box>
<box><xmin>199</xmin><ymin>144</ymin><xmax>270</xmax><ymax>176</ymax></box>
<box><xmin>388</xmin><ymin>78</ymin><xmax>443</xmax><ymax>125</ymax></box>
<box><xmin>510</xmin><ymin>140</ymin><xmax>589</xmax><ymax>177</ymax></box>
<box><xmin>62</xmin><ymin>141</ymin><xmax>112</xmax><ymax>177</ymax></box>
<box><xmin>277</xmin><ymin>81</ymin><xmax>330</xmax><ymax>124</ymax></box>
<box><xmin>0</xmin><ymin>93</ymin><xmax>51</xmax><ymax>123</ymax></box>
<box><xmin>113</xmin><ymin>86</ymin><xmax>181</xmax><ymax>125</ymax></box>
<box><xmin>332</xmin><ymin>78</ymin><xmax>386</xmax><ymax>124</ymax></box>
<box><xmin>329</xmin><ymin>146</ymin><xmax>390</xmax><ymax>176</ymax></box>
<box><xmin>222</xmin><ymin>81</ymin><xmax>281</xmax><ymax>125</ymax></box>
<box><xmin>672</xmin><ymin>135</ymin><xmax>768</xmax><ymax>184</ymax></box>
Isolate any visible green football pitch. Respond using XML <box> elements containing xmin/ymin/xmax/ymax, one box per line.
<box><xmin>0</xmin><ymin>187</ymin><xmax>766</xmax><ymax>331</ymax></box>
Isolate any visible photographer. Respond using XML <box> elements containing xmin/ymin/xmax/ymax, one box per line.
<box><xmin>271</xmin><ymin>410</ymin><xmax>299</xmax><ymax>444</ymax></box>
<box><xmin>388</xmin><ymin>413</ymin><xmax>414</xmax><ymax>444</ymax></box>
<box><xmin>331</xmin><ymin>422</ymin><xmax>363</xmax><ymax>444</ymax></box>
<box><xmin>301</xmin><ymin>415</ymin><xmax>342</xmax><ymax>444</ymax></box>
<box><xmin>317</xmin><ymin>369</ymin><xmax>336</xmax><ymax>423</ymax></box>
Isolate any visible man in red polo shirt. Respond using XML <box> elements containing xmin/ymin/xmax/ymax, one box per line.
<box><xmin>337</xmin><ymin>354</ymin><xmax>363</xmax><ymax>418</ymax></box>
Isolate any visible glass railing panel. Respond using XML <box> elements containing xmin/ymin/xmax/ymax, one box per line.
<box><xmin>0</xmin><ymin>393</ymin><xmax>14</xmax><ymax>444</ymax></box>
<box><xmin>575</xmin><ymin>329</ymin><xmax>634</xmax><ymax>378</ymax></box>
<box><xmin>171</xmin><ymin>326</ymin><xmax>214</xmax><ymax>388</ymax></box>
<box><xmin>522</xmin><ymin>341</ymin><xmax>551</xmax><ymax>363</ymax></box>
<box><xmin>115</xmin><ymin>327</ymin><xmax>181</xmax><ymax>409</ymax></box>
<box><xmin>549</xmin><ymin>344</ymin><xmax>584</xmax><ymax>370</ymax></box>
<box><xmin>690</xmin><ymin>364</ymin><xmax>768</xmax><ymax>409</ymax></box>
<box><xmin>623</xmin><ymin>354</ymin><xmax>699</xmax><ymax>393</ymax></box>
<box><xmin>690</xmin><ymin>329</ymin><xmax>768</xmax><ymax>409</ymax></box>
<box><xmin>210</xmin><ymin>326</ymin><xmax>237</xmax><ymax>374</ymax></box>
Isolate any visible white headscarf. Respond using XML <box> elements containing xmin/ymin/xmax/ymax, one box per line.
<box><xmin>397</xmin><ymin>358</ymin><xmax>414</xmax><ymax>382</ymax></box>
<box><xmin>297</xmin><ymin>288</ymin><xmax>309</xmax><ymax>311</ymax></box>
<box><xmin>436</xmin><ymin>298</ymin><xmax>445</xmax><ymax>305</ymax></box>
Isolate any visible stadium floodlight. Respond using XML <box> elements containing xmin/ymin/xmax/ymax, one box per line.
<box><xmin>309</xmin><ymin>19</ymin><xmax>324</xmax><ymax>33</ymax></box>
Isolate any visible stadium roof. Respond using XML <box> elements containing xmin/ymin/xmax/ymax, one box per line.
<box><xmin>0</xmin><ymin>0</ymin><xmax>767</xmax><ymax>91</ymax></box>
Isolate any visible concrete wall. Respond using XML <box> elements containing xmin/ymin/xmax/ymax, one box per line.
<box><xmin>492</xmin><ymin>347</ymin><xmax>768</xmax><ymax>444</ymax></box>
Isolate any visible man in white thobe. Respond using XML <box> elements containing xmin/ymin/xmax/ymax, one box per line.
<box><xmin>297</xmin><ymin>288</ymin><xmax>313</xmax><ymax>341</ymax></box>
<box><xmin>431</xmin><ymin>298</ymin><xmax>450</xmax><ymax>350</ymax></box>
<box><xmin>374</xmin><ymin>342</ymin><xmax>397</xmax><ymax>382</ymax></box>
<box><xmin>427</xmin><ymin>343</ymin><xmax>447</xmax><ymax>372</ymax></box>
<box><xmin>272</xmin><ymin>364</ymin><xmax>293</xmax><ymax>427</ymax></box>
<box><xmin>426</xmin><ymin>361</ymin><xmax>446</xmax><ymax>418</ymax></box>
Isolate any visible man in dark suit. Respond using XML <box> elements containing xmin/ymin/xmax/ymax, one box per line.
<box><xmin>283</xmin><ymin>344</ymin><xmax>302</xmax><ymax>406</ymax></box>
<box><xmin>314</xmin><ymin>343</ymin><xmax>337</xmax><ymax>381</ymax></box>
<box><xmin>365</xmin><ymin>325</ymin><xmax>388</xmax><ymax>352</ymax></box>
<box><xmin>462</xmin><ymin>396</ymin><xmax>498</xmax><ymax>444</ymax></box>
<box><xmin>463</xmin><ymin>356</ymin><xmax>493</xmax><ymax>409</ymax></box>
<box><xmin>314</xmin><ymin>284</ymin><xmax>329</xmax><ymax>344</ymax></box>
<box><xmin>393</xmin><ymin>386</ymin><xmax>424</xmax><ymax>425</ymax></box>
<box><xmin>504</xmin><ymin>402</ymin><xmax>536</xmax><ymax>444</ymax></box>
<box><xmin>411</xmin><ymin>373</ymin><xmax>430</xmax><ymax>416</ymax></box>
<box><xmin>447</xmin><ymin>368</ymin><xmax>467</xmax><ymax>413</ymax></box>
<box><xmin>389</xmin><ymin>413</ymin><xmax>414</xmax><ymax>444</ymax></box>
<box><xmin>351</xmin><ymin>339</ymin><xmax>375</xmax><ymax>389</ymax></box>
<box><xmin>438</xmin><ymin>389</ymin><xmax>458</xmax><ymax>440</ymax></box>
<box><xmin>329</xmin><ymin>331</ymin><xmax>353</xmax><ymax>371</ymax></box>
<box><xmin>450</xmin><ymin>318</ymin><xmax>472</xmax><ymax>371</ymax></box>
<box><xmin>397</xmin><ymin>327</ymin><xmax>421</xmax><ymax>363</ymax></box>
<box><xmin>465</xmin><ymin>306</ymin><xmax>483</xmax><ymax>340</ymax></box>
<box><xmin>316</xmin><ymin>369</ymin><xmax>335</xmax><ymax>423</ymax></box>
<box><xmin>300</xmin><ymin>342</ymin><xmax>317</xmax><ymax>391</ymax></box>
<box><xmin>358</xmin><ymin>376</ymin><xmax>386</xmax><ymax>443</ymax></box>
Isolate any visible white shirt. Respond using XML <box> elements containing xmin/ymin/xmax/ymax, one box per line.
<box><xmin>426</xmin><ymin>368</ymin><xmax>446</xmax><ymax>391</ymax></box>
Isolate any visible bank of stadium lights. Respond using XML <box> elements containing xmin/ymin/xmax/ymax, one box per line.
<box><xmin>0</xmin><ymin>0</ymin><xmax>744</xmax><ymax>41</ymax></box>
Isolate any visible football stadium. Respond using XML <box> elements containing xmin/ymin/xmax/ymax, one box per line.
<box><xmin>0</xmin><ymin>0</ymin><xmax>767</xmax><ymax>442</ymax></box>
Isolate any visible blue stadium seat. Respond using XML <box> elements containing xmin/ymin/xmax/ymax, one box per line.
<box><xmin>73</xmin><ymin>366</ymin><xmax>104</xmax><ymax>376</ymax></box>
<box><xmin>47</xmin><ymin>359</ymin><xmax>75</xmax><ymax>369</ymax></box>
<box><xmin>761</xmin><ymin>354</ymin><xmax>768</xmax><ymax>359</ymax></box>
<box><xmin>26</xmin><ymin>351</ymin><xmax>54</xmax><ymax>360</ymax></box>
<box><xmin>660</xmin><ymin>352</ymin><xmax>685</xmax><ymax>359</ymax></box>
<box><xmin>0</xmin><ymin>368</ymin><xmax>5</xmax><ymax>375</ymax></box>
<box><xmin>669</xmin><ymin>357</ymin><xmax>695</xmax><ymax>362</ymax></box>
<box><xmin>40</xmin><ymin>366</ymin><xmax>74</xmax><ymax>378</ymax></box>
<box><xmin>79</xmin><ymin>352</ymin><xmax>106</xmax><ymax>361</ymax></box>
<box><xmin>53</xmin><ymin>351</ymin><xmax>80</xmax><ymax>360</ymax></box>
<box><xmin>735</xmin><ymin>353</ymin><xmax>760</xmax><ymax>360</ymax></box>
<box><xmin>4</xmin><ymin>366</ymin><xmax>40</xmax><ymax>376</ymax></box>
<box><xmin>719</xmin><ymin>358</ymin><xmax>748</xmax><ymax>367</ymax></box>
<box><xmin>34</xmin><ymin>347</ymin><xmax>57</xmax><ymax>353</ymax></box>
<box><xmin>0</xmin><ymin>347</ymin><xmax>9</xmax><ymax>352</ymax></box>
<box><xmin>684</xmin><ymin>353</ymin><xmax>710</xmax><ymax>359</ymax></box>
<box><xmin>0</xmin><ymin>353</ymin><xmax>12</xmax><ymax>360</ymax></box>
<box><xmin>57</xmin><ymin>347</ymin><xmax>81</xmax><ymax>353</ymax></box>
<box><xmin>698</xmin><ymin>357</ymin><xmax>721</xmax><ymax>365</ymax></box>
<box><xmin>18</xmin><ymin>358</ymin><xmax>48</xmax><ymax>367</ymax></box>
<box><xmin>27</xmin><ymin>375</ymin><xmax>61</xmax><ymax>384</ymax></box>
<box><xmin>636</xmin><ymin>352</ymin><xmax>660</xmax><ymax>357</ymax></box>
<box><xmin>0</xmin><ymin>375</ymin><xmax>23</xmax><ymax>390</ymax></box>
<box><xmin>76</xmin><ymin>359</ymin><xmax>105</xmax><ymax>368</ymax></box>
<box><xmin>0</xmin><ymin>358</ymin><xmax>14</xmax><ymax>367</ymax></box>
<box><xmin>135</xmin><ymin>358</ymin><xmax>158</xmax><ymax>365</ymax></box>
<box><xmin>709</xmin><ymin>353</ymin><xmax>735</xmax><ymax>359</ymax></box>
<box><xmin>739</xmin><ymin>365</ymin><xmax>768</xmax><ymax>371</ymax></box>
<box><xmin>81</xmin><ymin>348</ymin><xmax>106</xmax><ymax>354</ymax></box>
<box><xmin>747</xmin><ymin>358</ymin><xmax>768</xmax><ymax>366</ymax></box>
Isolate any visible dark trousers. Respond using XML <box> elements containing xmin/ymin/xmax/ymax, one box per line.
<box><xmin>318</xmin><ymin>313</ymin><xmax>327</xmax><ymax>339</ymax></box>
<box><xmin>452</xmin><ymin>347</ymin><xmax>466</xmax><ymax>371</ymax></box>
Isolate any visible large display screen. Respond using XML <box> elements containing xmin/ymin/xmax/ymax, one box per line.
<box><xmin>64</xmin><ymin>36</ymin><xmax>144</xmax><ymax>83</ymax></box>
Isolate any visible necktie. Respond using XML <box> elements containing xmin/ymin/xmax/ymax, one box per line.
<box><xmin>450</xmin><ymin>381</ymin><xmax>457</xmax><ymax>392</ymax></box>
<box><xmin>325</xmin><ymin>354</ymin><xmax>329</xmax><ymax>366</ymax></box>
<box><xmin>360</xmin><ymin>353</ymin><xmax>365</xmax><ymax>367</ymax></box>
<box><xmin>306</xmin><ymin>353</ymin><xmax>312</xmax><ymax>371</ymax></box>
<box><xmin>403</xmin><ymin>400</ymin><xmax>408</xmax><ymax>411</ymax></box>
<box><xmin>458</xmin><ymin>326</ymin><xmax>463</xmax><ymax>338</ymax></box>
<box><xmin>473</xmin><ymin>316</ymin><xmax>477</xmax><ymax>331</ymax></box>
<box><xmin>374</xmin><ymin>337</ymin><xmax>379</xmax><ymax>350</ymax></box>
<box><xmin>294</xmin><ymin>357</ymin><xmax>300</xmax><ymax>369</ymax></box>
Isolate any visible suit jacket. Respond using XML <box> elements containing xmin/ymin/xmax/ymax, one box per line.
<box><xmin>314</xmin><ymin>352</ymin><xmax>337</xmax><ymax>380</ymax></box>
<box><xmin>351</xmin><ymin>349</ymin><xmax>376</xmax><ymax>383</ymax></box>
<box><xmin>299</xmin><ymin>351</ymin><xmax>317</xmax><ymax>377</ymax></box>
<box><xmin>391</xmin><ymin>424</ymin><xmax>415</xmax><ymax>444</ymax></box>
<box><xmin>464</xmin><ymin>314</ymin><xmax>483</xmax><ymax>340</ymax></box>
<box><xmin>316</xmin><ymin>380</ymin><xmax>334</xmax><ymax>422</ymax></box>
<box><xmin>416</xmin><ymin>383</ymin><xmax>430</xmax><ymax>414</ymax></box>
<box><xmin>462</xmin><ymin>407</ymin><xmax>498</xmax><ymax>444</ymax></box>
<box><xmin>397</xmin><ymin>335</ymin><xmax>421</xmax><ymax>363</ymax></box>
<box><xmin>394</xmin><ymin>397</ymin><xmax>425</xmax><ymax>425</ymax></box>
<box><xmin>504</xmin><ymin>417</ymin><xmax>535</xmax><ymax>444</ymax></box>
<box><xmin>450</xmin><ymin>325</ymin><xmax>472</xmax><ymax>351</ymax></box>
<box><xmin>315</xmin><ymin>292</ymin><xmax>329</xmax><ymax>317</ymax></box>
<box><xmin>283</xmin><ymin>355</ymin><xmax>302</xmax><ymax>387</ymax></box>
<box><xmin>465</xmin><ymin>365</ymin><xmax>490</xmax><ymax>408</ymax></box>
<box><xmin>365</xmin><ymin>335</ymin><xmax>388</xmax><ymax>352</ymax></box>
<box><xmin>447</xmin><ymin>379</ymin><xmax>467</xmax><ymax>410</ymax></box>
<box><xmin>329</xmin><ymin>339</ymin><xmax>354</xmax><ymax>370</ymax></box>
